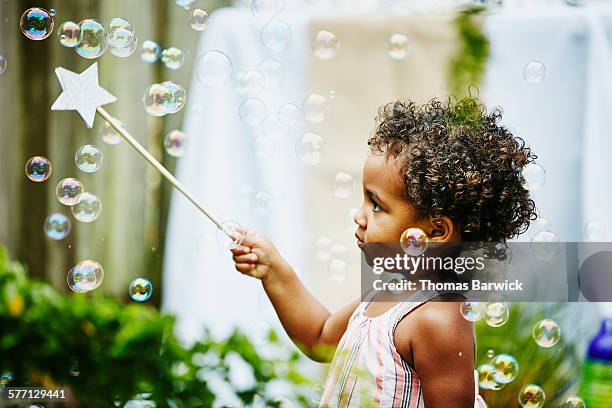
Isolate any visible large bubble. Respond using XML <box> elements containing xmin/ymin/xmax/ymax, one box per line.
<box><xmin>44</xmin><ymin>213</ymin><xmax>72</xmax><ymax>240</ymax></box>
<box><xmin>388</xmin><ymin>33</ymin><xmax>409</xmax><ymax>60</ymax></box>
<box><xmin>75</xmin><ymin>19</ymin><xmax>107</xmax><ymax>59</ymax></box>
<box><xmin>129</xmin><ymin>278</ymin><xmax>153</xmax><ymax>302</ymax></box>
<box><xmin>460</xmin><ymin>301</ymin><xmax>483</xmax><ymax>321</ymax></box>
<box><xmin>71</xmin><ymin>192</ymin><xmax>102</xmax><ymax>223</ymax></box>
<box><xmin>161</xmin><ymin>47</ymin><xmax>185</xmax><ymax>70</ymax></box>
<box><xmin>141</xmin><ymin>40</ymin><xmax>161</xmax><ymax>63</ymax></box>
<box><xmin>521</xmin><ymin>163</ymin><xmax>546</xmax><ymax>191</ymax></box>
<box><xmin>25</xmin><ymin>156</ymin><xmax>52</xmax><ymax>182</ymax></box>
<box><xmin>164</xmin><ymin>130</ymin><xmax>188</xmax><ymax>157</ymax></box>
<box><xmin>400</xmin><ymin>228</ymin><xmax>429</xmax><ymax>256</ymax></box>
<box><xmin>67</xmin><ymin>260</ymin><xmax>104</xmax><ymax>293</ymax></box>
<box><xmin>106</xmin><ymin>17</ymin><xmax>134</xmax><ymax>48</ymax></box>
<box><xmin>532</xmin><ymin>319</ymin><xmax>561</xmax><ymax>348</ymax></box>
<box><xmin>239</xmin><ymin>98</ymin><xmax>267</xmax><ymax>126</ymax></box>
<box><xmin>518</xmin><ymin>384</ymin><xmax>546</xmax><ymax>408</ymax></box>
<box><xmin>523</xmin><ymin>61</ymin><xmax>546</xmax><ymax>84</ymax></box>
<box><xmin>190</xmin><ymin>9</ymin><xmax>209</xmax><ymax>31</ymax></box>
<box><xmin>142</xmin><ymin>81</ymin><xmax>186</xmax><ymax>116</ymax></box>
<box><xmin>20</xmin><ymin>7</ymin><xmax>54</xmax><ymax>40</ymax></box>
<box><xmin>484</xmin><ymin>302</ymin><xmax>509</xmax><ymax>327</ymax></box>
<box><xmin>492</xmin><ymin>353</ymin><xmax>519</xmax><ymax>384</ymax></box>
<box><xmin>477</xmin><ymin>363</ymin><xmax>505</xmax><ymax>390</ymax></box>
<box><xmin>100</xmin><ymin>119</ymin><xmax>125</xmax><ymax>145</ymax></box>
<box><xmin>56</xmin><ymin>178</ymin><xmax>84</xmax><ymax>206</ymax></box>
<box><xmin>196</xmin><ymin>50</ymin><xmax>233</xmax><ymax>87</ymax></box>
<box><xmin>296</xmin><ymin>132</ymin><xmax>326</xmax><ymax>165</ymax></box>
<box><xmin>312</xmin><ymin>30</ymin><xmax>339</xmax><ymax>59</ymax></box>
<box><xmin>331</xmin><ymin>172</ymin><xmax>356</xmax><ymax>198</ymax></box>
<box><xmin>110</xmin><ymin>35</ymin><xmax>138</xmax><ymax>58</ymax></box>
<box><xmin>530</xmin><ymin>230</ymin><xmax>560</xmax><ymax>262</ymax></box>
<box><xmin>303</xmin><ymin>93</ymin><xmax>329</xmax><ymax>123</ymax></box>
<box><xmin>57</xmin><ymin>21</ymin><xmax>80</xmax><ymax>47</ymax></box>
<box><xmin>584</xmin><ymin>220</ymin><xmax>606</xmax><ymax>241</ymax></box>
<box><xmin>261</xmin><ymin>20</ymin><xmax>292</xmax><ymax>52</ymax></box>
<box><xmin>561</xmin><ymin>396</ymin><xmax>585</xmax><ymax>408</ymax></box>
<box><xmin>75</xmin><ymin>144</ymin><xmax>103</xmax><ymax>173</ymax></box>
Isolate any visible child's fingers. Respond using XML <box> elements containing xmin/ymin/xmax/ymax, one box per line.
<box><xmin>235</xmin><ymin>263</ymin><xmax>255</xmax><ymax>274</ymax></box>
<box><xmin>230</xmin><ymin>245</ymin><xmax>251</xmax><ymax>255</ymax></box>
<box><xmin>233</xmin><ymin>253</ymin><xmax>258</xmax><ymax>263</ymax></box>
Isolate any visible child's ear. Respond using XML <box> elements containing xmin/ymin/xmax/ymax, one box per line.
<box><xmin>427</xmin><ymin>216</ymin><xmax>455</xmax><ymax>242</ymax></box>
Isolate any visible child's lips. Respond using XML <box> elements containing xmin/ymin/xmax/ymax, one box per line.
<box><xmin>355</xmin><ymin>233</ymin><xmax>365</xmax><ymax>249</ymax></box>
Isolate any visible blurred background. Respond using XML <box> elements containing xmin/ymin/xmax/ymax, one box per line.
<box><xmin>2</xmin><ymin>0</ymin><xmax>612</xmax><ymax>406</ymax></box>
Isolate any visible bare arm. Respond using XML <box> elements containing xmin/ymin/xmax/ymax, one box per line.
<box><xmin>231</xmin><ymin>230</ymin><xmax>361</xmax><ymax>362</ymax></box>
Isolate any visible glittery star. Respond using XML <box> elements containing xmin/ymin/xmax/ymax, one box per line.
<box><xmin>51</xmin><ymin>62</ymin><xmax>116</xmax><ymax>128</ymax></box>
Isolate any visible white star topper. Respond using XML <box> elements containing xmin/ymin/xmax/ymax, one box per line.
<box><xmin>51</xmin><ymin>62</ymin><xmax>116</xmax><ymax>128</ymax></box>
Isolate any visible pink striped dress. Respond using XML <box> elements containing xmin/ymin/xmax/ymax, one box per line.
<box><xmin>319</xmin><ymin>290</ymin><xmax>488</xmax><ymax>408</ymax></box>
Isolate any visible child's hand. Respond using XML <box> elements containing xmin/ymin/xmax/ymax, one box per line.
<box><xmin>230</xmin><ymin>229</ymin><xmax>287</xmax><ymax>282</ymax></box>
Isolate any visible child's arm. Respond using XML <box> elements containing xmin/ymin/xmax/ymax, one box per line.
<box><xmin>231</xmin><ymin>230</ymin><xmax>361</xmax><ymax>362</ymax></box>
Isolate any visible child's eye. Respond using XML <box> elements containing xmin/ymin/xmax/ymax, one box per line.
<box><xmin>372</xmin><ymin>200</ymin><xmax>382</xmax><ymax>213</ymax></box>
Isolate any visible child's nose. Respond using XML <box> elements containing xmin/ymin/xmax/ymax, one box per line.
<box><xmin>354</xmin><ymin>206</ymin><xmax>367</xmax><ymax>229</ymax></box>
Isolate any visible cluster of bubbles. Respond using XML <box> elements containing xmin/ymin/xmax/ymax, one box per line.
<box><xmin>142</xmin><ymin>81</ymin><xmax>187</xmax><ymax>116</ymax></box>
<box><xmin>106</xmin><ymin>18</ymin><xmax>137</xmax><ymax>57</ymax></box>
<box><xmin>56</xmin><ymin>17</ymin><xmax>137</xmax><ymax>59</ymax></box>
<box><xmin>164</xmin><ymin>130</ymin><xmax>188</xmax><ymax>157</ymax></box>
<box><xmin>25</xmin><ymin>156</ymin><xmax>52</xmax><ymax>182</ymax></box>
<box><xmin>75</xmin><ymin>144</ymin><xmax>104</xmax><ymax>172</ymax></box>
<box><xmin>388</xmin><ymin>33</ymin><xmax>410</xmax><ymax>60</ymax></box>
<box><xmin>129</xmin><ymin>277</ymin><xmax>153</xmax><ymax>301</ymax></box>
<box><xmin>400</xmin><ymin>227</ymin><xmax>429</xmax><ymax>256</ymax></box>
<box><xmin>523</xmin><ymin>61</ymin><xmax>546</xmax><ymax>84</ymax></box>
<box><xmin>459</xmin><ymin>301</ymin><xmax>510</xmax><ymax>327</ymax></box>
<box><xmin>315</xmin><ymin>236</ymin><xmax>349</xmax><ymax>281</ymax></box>
<box><xmin>532</xmin><ymin>319</ymin><xmax>561</xmax><ymax>348</ymax></box>
<box><xmin>140</xmin><ymin>41</ymin><xmax>186</xmax><ymax>69</ymax></box>
<box><xmin>331</xmin><ymin>172</ymin><xmax>356</xmax><ymax>198</ymax></box>
<box><xmin>20</xmin><ymin>7</ymin><xmax>55</xmax><ymax>40</ymax></box>
<box><xmin>67</xmin><ymin>260</ymin><xmax>104</xmax><ymax>293</ymax></box>
<box><xmin>478</xmin><ymin>352</ymin><xmax>520</xmax><ymax>391</ymax></box>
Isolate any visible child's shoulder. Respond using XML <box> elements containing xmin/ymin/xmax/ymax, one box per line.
<box><xmin>401</xmin><ymin>294</ymin><xmax>473</xmax><ymax>340</ymax></box>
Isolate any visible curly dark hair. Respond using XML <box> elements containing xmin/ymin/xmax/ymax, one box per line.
<box><xmin>368</xmin><ymin>96</ymin><xmax>537</xmax><ymax>244</ymax></box>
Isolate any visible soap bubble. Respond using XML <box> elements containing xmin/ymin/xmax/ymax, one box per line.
<box><xmin>190</xmin><ymin>9</ymin><xmax>209</xmax><ymax>31</ymax></box>
<box><xmin>57</xmin><ymin>21</ymin><xmax>80</xmax><ymax>47</ymax></box>
<box><xmin>44</xmin><ymin>213</ymin><xmax>72</xmax><ymax>240</ymax></box>
<box><xmin>176</xmin><ymin>0</ymin><xmax>196</xmax><ymax>9</ymax></box>
<box><xmin>76</xmin><ymin>19</ymin><xmax>107</xmax><ymax>59</ymax></box>
<box><xmin>344</xmin><ymin>208</ymin><xmax>359</xmax><ymax>232</ymax></box>
<box><xmin>312</xmin><ymin>30</ymin><xmax>339</xmax><ymax>59</ymax></box>
<box><xmin>460</xmin><ymin>301</ymin><xmax>483</xmax><ymax>321</ymax></box>
<box><xmin>486</xmin><ymin>349</ymin><xmax>495</xmax><ymax>359</ymax></box>
<box><xmin>75</xmin><ymin>144</ymin><xmax>103</xmax><ymax>172</ymax></box>
<box><xmin>143</xmin><ymin>81</ymin><xmax>186</xmax><ymax>116</ymax></box>
<box><xmin>100</xmin><ymin>119</ymin><xmax>124</xmax><ymax>145</ymax></box>
<box><xmin>388</xmin><ymin>33</ymin><xmax>409</xmax><ymax>60</ymax></box>
<box><xmin>129</xmin><ymin>278</ymin><xmax>153</xmax><ymax>302</ymax></box>
<box><xmin>278</xmin><ymin>103</ymin><xmax>300</xmax><ymax>127</ymax></box>
<box><xmin>161</xmin><ymin>47</ymin><xmax>185</xmax><ymax>70</ymax></box>
<box><xmin>251</xmin><ymin>0</ymin><xmax>279</xmax><ymax>20</ymax></box>
<box><xmin>532</xmin><ymin>319</ymin><xmax>561</xmax><ymax>348</ymax></box>
<box><xmin>141</xmin><ymin>40</ymin><xmax>161</xmax><ymax>63</ymax></box>
<box><xmin>258</xmin><ymin>59</ymin><xmax>285</xmax><ymax>88</ymax></box>
<box><xmin>239</xmin><ymin>98</ymin><xmax>267</xmax><ymax>126</ymax></box>
<box><xmin>523</xmin><ymin>61</ymin><xmax>546</xmax><ymax>84</ymax></box>
<box><xmin>518</xmin><ymin>384</ymin><xmax>545</xmax><ymax>408</ymax></box>
<box><xmin>49</xmin><ymin>9</ymin><xmax>56</xmax><ymax>17</ymax></box>
<box><xmin>561</xmin><ymin>396</ymin><xmax>585</xmax><ymax>408</ymax></box>
<box><xmin>478</xmin><ymin>364</ymin><xmax>504</xmax><ymax>390</ymax></box>
<box><xmin>216</xmin><ymin>220</ymin><xmax>245</xmax><ymax>249</ymax></box>
<box><xmin>400</xmin><ymin>227</ymin><xmax>428</xmax><ymax>256</ymax></box>
<box><xmin>110</xmin><ymin>35</ymin><xmax>138</xmax><ymax>58</ymax></box>
<box><xmin>196</xmin><ymin>50</ymin><xmax>233</xmax><ymax>87</ymax></box>
<box><xmin>296</xmin><ymin>132</ymin><xmax>326</xmax><ymax>165</ymax></box>
<box><xmin>20</xmin><ymin>7</ymin><xmax>54</xmax><ymax>40</ymax></box>
<box><xmin>262</xmin><ymin>114</ymin><xmax>288</xmax><ymax>141</ymax></box>
<box><xmin>252</xmin><ymin>137</ymin><xmax>275</xmax><ymax>159</ymax></box>
<box><xmin>261</xmin><ymin>20</ymin><xmax>292</xmax><ymax>52</ymax></box>
<box><xmin>584</xmin><ymin>220</ymin><xmax>606</xmax><ymax>241</ymax></box>
<box><xmin>239</xmin><ymin>70</ymin><xmax>266</xmax><ymax>94</ymax></box>
<box><xmin>492</xmin><ymin>353</ymin><xmax>519</xmax><ymax>384</ymax></box>
<box><xmin>331</xmin><ymin>172</ymin><xmax>356</xmax><ymax>198</ymax></box>
<box><xmin>67</xmin><ymin>260</ymin><xmax>104</xmax><ymax>293</ymax></box>
<box><xmin>0</xmin><ymin>56</ymin><xmax>5</xmax><ymax>75</ymax></box>
<box><xmin>527</xmin><ymin>216</ymin><xmax>552</xmax><ymax>238</ymax></box>
<box><xmin>251</xmin><ymin>191</ymin><xmax>275</xmax><ymax>216</ymax></box>
<box><xmin>56</xmin><ymin>178</ymin><xmax>84</xmax><ymax>206</ymax></box>
<box><xmin>521</xmin><ymin>163</ymin><xmax>546</xmax><ymax>191</ymax></box>
<box><xmin>71</xmin><ymin>192</ymin><xmax>102</xmax><ymax>223</ymax></box>
<box><xmin>161</xmin><ymin>81</ymin><xmax>187</xmax><ymax>114</ymax></box>
<box><xmin>25</xmin><ymin>156</ymin><xmax>52</xmax><ymax>182</ymax></box>
<box><xmin>164</xmin><ymin>130</ymin><xmax>188</xmax><ymax>157</ymax></box>
<box><xmin>303</xmin><ymin>93</ymin><xmax>329</xmax><ymax>123</ymax></box>
<box><xmin>530</xmin><ymin>230</ymin><xmax>560</xmax><ymax>262</ymax></box>
<box><xmin>484</xmin><ymin>302</ymin><xmax>509</xmax><ymax>327</ymax></box>
<box><xmin>106</xmin><ymin>17</ymin><xmax>134</xmax><ymax>48</ymax></box>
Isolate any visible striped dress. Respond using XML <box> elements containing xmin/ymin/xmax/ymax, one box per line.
<box><xmin>319</xmin><ymin>290</ymin><xmax>488</xmax><ymax>408</ymax></box>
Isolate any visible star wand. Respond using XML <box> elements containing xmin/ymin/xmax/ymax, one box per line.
<box><xmin>51</xmin><ymin>62</ymin><xmax>231</xmax><ymax>237</ymax></box>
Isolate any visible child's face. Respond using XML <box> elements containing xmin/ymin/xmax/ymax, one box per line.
<box><xmin>354</xmin><ymin>153</ymin><xmax>430</xmax><ymax>248</ymax></box>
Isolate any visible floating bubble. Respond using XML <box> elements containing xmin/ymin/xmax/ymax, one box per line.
<box><xmin>530</xmin><ymin>230</ymin><xmax>560</xmax><ymax>262</ymax></box>
<box><xmin>239</xmin><ymin>70</ymin><xmax>266</xmax><ymax>94</ymax></box>
<box><xmin>161</xmin><ymin>80</ymin><xmax>187</xmax><ymax>114</ymax></box>
<box><xmin>71</xmin><ymin>192</ymin><xmax>102</xmax><ymax>223</ymax></box>
<box><xmin>484</xmin><ymin>302</ymin><xmax>509</xmax><ymax>327</ymax></box>
<box><xmin>67</xmin><ymin>260</ymin><xmax>104</xmax><ymax>293</ymax></box>
<box><xmin>258</xmin><ymin>59</ymin><xmax>285</xmax><ymax>89</ymax></box>
<box><xmin>49</xmin><ymin>8</ymin><xmax>56</xmax><ymax>17</ymax></box>
<box><xmin>239</xmin><ymin>98</ymin><xmax>267</xmax><ymax>126</ymax></box>
<box><xmin>278</xmin><ymin>103</ymin><xmax>300</xmax><ymax>127</ymax></box>
<box><xmin>141</xmin><ymin>40</ymin><xmax>161</xmax><ymax>63</ymax></box>
<box><xmin>518</xmin><ymin>384</ymin><xmax>546</xmax><ymax>408</ymax></box>
<box><xmin>76</xmin><ymin>19</ymin><xmax>107</xmax><ymax>59</ymax></box>
<box><xmin>110</xmin><ymin>35</ymin><xmax>138</xmax><ymax>58</ymax></box>
<box><xmin>486</xmin><ymin>349</ymin><xmax>496</xmax><ymax>359</ymax></box>
<box><xmin>477</xmin><ymin>364</ymin><xmax>504</xmax><ymax>390</ymax></box>
<box><xmin>195</xmin><ymin>50</ymin><xmax>233</xmax><ymax>87</ymax></box>
<box><xmin>460</xmin><ymin>301</ymin><xmax>483</xmax><ymax>322</ymax></box>
<box><xmin>251</xmin><ymin>0</ymin><xmax>279</xmax><ymax>20</ymax></box>
<box><xmin>261</xmin><ymin>20</ymin><xmax>292</xmax><ymax>52</ymax></box>
<box><xmin>190</xmin><ymin>9</ymin><xmax>209</xmax><ymax>31</ymax></box>
<box><xmin>216</xmin><ymin>220</ymin><xmax>245</xmax><ymax>249</ymax></box>
<box><xmin>584</xmin><ymin>220</ymin><xmax>606</xmax><ymax>241</ymax></box>
<box><xmin>142</xmin><ymin>81</ymin><xmax>186</xmax><ymax>116</ymax></box>
<box><xmin>129</xmin><ymin>278</ymin><xmax>153</xmax><ymax>302</ymax></box>
<box><xmin>312</xmin><ymin>30</ymin><xmax>339</xmax><ymax>59</ymax></box>
<box><xmin>0</xmin><ymin>55</ymin><xmax>5</xmax><ymax>75</ymax></box>
<box><xmin>532</xmin><ymin>319</ymin><xmax>561</xmax><ymax>348</ymax></box>
<box><xmin>344</xmin><ymin>208</ymin><xmax>359</xmax><ymax>232</ymax></box>
<box><xmin>57</xmin><ymin>21</ymin><xmax>80</xmax><ymax>47</ymax></box>
<box><xmin>262</xmin><ymin>114</ymin><xmax>288</xmax><ymax>141</ymax></box>
<box><xmin>44</xmin><ymin>213</ymin><xmax>72</xmax><ymax>240</ymax></box>
<box><xmin>296</xmin><ymin>132</ymin><xmax>326</xmax><ymax>165</ymax></box>
<box><xmin>20</xmin><ymin>7</ymin><xmax>54</xmax><ymax>40</ymax></box>
<box><xmin>331</xmin><ymin>172</ymin><xmax>356</xmax><ymax>198</ymax></box>
<box><xmin>400</xmin><ymin>227</ymin><xmax>429</xmax><ymax>256</ymax></box>
<box><xmin>303</xmin><ymin>93</ymin><xmax>329</xmax><ymax>123</ymax></box>
<box><xmin>100</xmin><ymin>119</ymin><xmax>124</xmax><ymax>145</ymax></box>
<box><xmin>56</xmin><ymin>178</ymin><xmax>84</xmax><ymax>206</ymax></box>
<box><xmin>521</xmin><ymin>163</ymin><xmax>546</xmax><ymax>191</ymax></box>
<box><xmin>252</xmin><ymin>136</ymin><xmax>275</xmax><ymax>159</ymax></box>
<box><xmin>161</xmin><ymin>47</ymin><xmax>185</xmax><ymax>70</ymax></box>
<box><xmin>75</xmin><ymin>144</ymin><xmax>103</xmax><ymax>172</ymax></box>
<box><xmin>251</xmin><ymin>191</ymin><xmax>275</xmax><ymax>216</ymax></box>
<box><xmin>492</xmin><ymin>353</ymin><xmax>519</xmax><ymax>384</ymax></box>
<box><xmin>388</xmin><ymin>33</ymin><xmax>409</xmax><ymax>60</ymax></box>
<box><xmin>523</xmin><ymin>61</ymin><xmax>546</xmax><ymax>84</ymax></box>
<box><xmin>106</xmin><ymin>18</ymin><xmax>134</xmax><ymax>48</ymax></box>
<box><xmin>527</xmin><ymin>216</ymin><xmax>552</xmax><ymax>238</ymax></box>
<box><xmin>561</xmin><ymin>396</ymin><xmax>585</xmax><ymax>408</ymax></box>
<box><xmin>25</xmin><ymin>156</ymin><xmax>52</xmax><ymax>182</ymax></box>
<box><xmin>164</xmin><ymin>130</ymin><xmax>188</xmax><ymax>157</ymax></box>
<box><xmin>176</xmin><ymin>0</ymin><xmax>196</xmax><ymax>9</ymax></box>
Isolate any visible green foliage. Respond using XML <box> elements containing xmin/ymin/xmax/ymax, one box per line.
<box><xmin>450</xmin><ymin>6</ymin><xmax>490</xmax><ymax>97</ymax></box>
<box><xmin>0</xmin><ymin>246</ymin><xmax>314</xmax><ymax>407</ymax></box>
